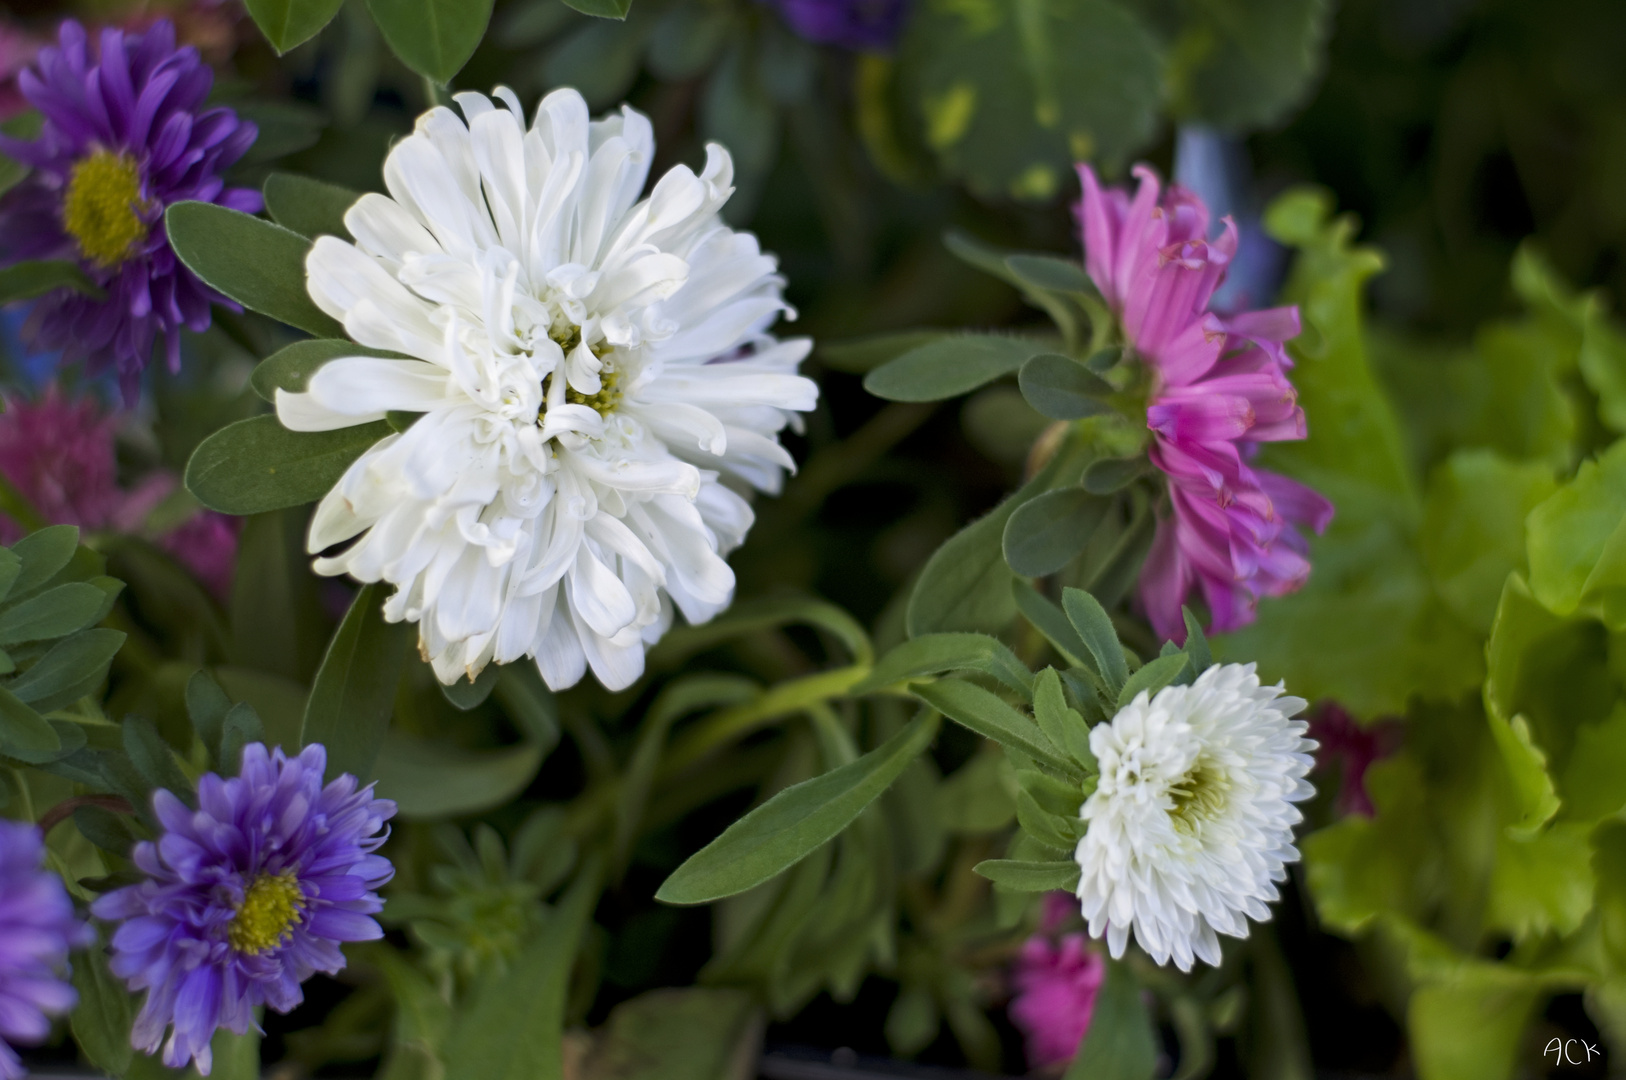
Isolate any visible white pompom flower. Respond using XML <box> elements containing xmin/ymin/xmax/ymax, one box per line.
<box><xmin>1074</xmin><ymin>662</ymin><xmax>1316</xmax><ymax>972</ymax></box>
<box><xmin>275</xmin><ymin>87</ymin><xmax>817</xmax><ymax>692</ymax></box>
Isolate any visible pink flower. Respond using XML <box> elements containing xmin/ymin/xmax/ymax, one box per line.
<box><xmin>1309</xmin><ymin>704</ymin><xmax>1401</xmax><ymax>818</ymax></box>
<box><xmin>1009</xmin><ymin>933</ymin><xmax>1105</xmax><ymax>1069</ymax></box>
<box><xmin>0</xmin><ymin>387</ymin><xmax>239</xmax><ymax>597</ymax></box>
<box><xmin>1077</xmin><ymin>165</ymin><xmax>1333</xmax><ymax>642</ymax></box>
<box><xmin>0</xmin><ymin>23</ymin><xmax>41</xmax><ymax>122</ymax></box>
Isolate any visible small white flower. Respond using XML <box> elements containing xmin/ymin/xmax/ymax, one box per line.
<box><xmin>276</xmin><ymin>87</ymin><xmax>817</xmax><ymax>691</ymax></box>
<box><xmin>1074</xmin><ymin>662</ymin><xmax>1316</xmax><ymax>971</ymax></box>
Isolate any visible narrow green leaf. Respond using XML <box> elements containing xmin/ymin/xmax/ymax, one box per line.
<box><xmin>0</xmin><ymin>582</ymin><xmax>107</xmax><ymax>645</ymax></box>
<box><xmin>1066</xmin><ymin>959</ymin><xmax>1157</xmax><ymax>1080</ymax></box>
<box><xmin>1005</xmin><ymin>254</ymin><xmax>1098</xmax><ymax>296</ymax></box>
<box><xmin>442</xmin><ymin>859</ymin><xmax>601</xmax><ymax>1080</ymax></box>
<box><xmin>3</xmin><ymin>718</ymin><xmax>83</xmax><ymax>765</ymax></box>
<box><xmin>185</xmin><ymin>415</ymin><xmax>390</xmax><ymax>515</ymax></box>
<box><xmin>244</xmin><ymin>0</ymin><xmax>346</xmax><ymax>51</ymax></box>
<box><xmin>1013</xmin><ymin>580</ymin><xmax>1088</xmax><ymax>667</ymax></box>
<box><xmin>1062</xmin><ymin>588</ymin><xmax>1129</xmax><ymax>693</ymax></box>
<box><xmin>0</xmin><ymin>548</ymin><xmax>21</xmax><ymax>604</ymax></box>
<box><xmin>186</xmin><ymin>670</ymin><xmax>233</xmax><ymax>768</ymax></box>
<box><xmin>1019</xmin><ymin>353</ymin><xmax>1115</xmax><ymax>420</ymax></box>
<box><xmin>8</xmin><ymin>525</ymin><xmax>80</xmax><ymax>600</ymax></box>
<box><xmin>912</xmin><ymin>678</ymin><xmax>1075</xmax><ymax>776</ymax></box>
<box><xmin>1033</xmin><ymin>668</ymin><xmax>1094</xmax><ymax>770</ymax></box>
<box><xmin>0</xmin><ymin>685</ymin><xmax>58</xmax><ymax>754</ymax></box>
<box><xmin>851</xmin><ymin>633</ymin><xmax>1033</xmax><ymax>696</ymax></box>
<box><xmin>1003</xmin><ymin>487</ymin><xmax>1109</xmax><ymax>577</ymax></box>
<box><xmin>561</xmin><ymin>0</ymin><xmax>632</xmax><ymax>17</ymax></box>
<box><xmin>219</xmin><ymin>702</ymin><xmax>266</xmax><ymax>776</ymax></box>
<box><xmin>70</xmin><ymin>930</ymin><xmax>134</xmax><ymax>1077</ymax></box>
<box><xmin>972</xmin><ymin>858</ymin><xmax>1080</xmax><ymax>892</ymax></box>
<box><xmin>0</xmin><ymin>259</ymin><xmax>104</xmax><ymax>304</ymax></box>
<box><xmin>864</xmin><ymin>335</ymin><xmax>1046</xmax><ymax>403</ymax></box>
<box><xmin>302</xmin><ymin>583</ymin><xmax>412</xmax><ymax>781</ymax></box>
<box><xmin>164</xmin><ymin>201</ymin><xmax>343</xmax><ymax>337</ymax></box>
<box><xmin>1016</xmin><ymin>788</ymin><xmax>1081</xmax><ymax>850</ymax></box>
<box><xmin>1181</xmin><ymin>609</ymin><xmax>1212</xmax><ymax>675</ymax></box>
<box><xmin>73</xmin><ymin>804</ymin><xmax>139</xmax><ymax>858</ymax></box>
<box><xmin>366</xmin><ymin>0</ymin><xmax>495</xmax><ymax>82</ymax></box>
<box><xmin>1082</xmin><ymin>456</ymin><xmax>1148</xmax><ymax>495</ymax></box>
<box><xmin>1116</xmin><ymin>653</ymin><xmax>1189</xmax><ymax>710</ymax></box>
<box><xmin>6</xmin><ymin>628</ymin><xmax>124</xmax><ymax>711</ymax></box>
<box><xmin>657</xmin><ymin>710</ymin><xmax>940</xmax><ymax>905</ymax></box>
<box><xmin>251</xmin><ymin>339</ymin><xmax>398</xmax><ymax>401</ymax></box>
<box><xmin>124</xmin><ymin>716</ymin><xmax>194</xmax><ymax>802</ymax></box>
<box><xmin>818</xmin><ymin>330</ymin><xmax>950</xmax><ymax>375</ymax></box>
<box><xmin>374</xmin><ymin>732</ymin><xmax>546</xmax><ymax>819</ymax></box>
<box><xmin>262</xmin><ymin>172</ymin><xmax>360</xmax><ymax>239</ymax></box>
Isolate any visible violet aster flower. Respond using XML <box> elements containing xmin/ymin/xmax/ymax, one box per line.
<box><xmin>767</xmin><ymin>0</ymin><xmax>908</xmax><ymax>51</ymax></box>
<box><xmin>0</xmin><ymin>386</ymin><xmax>241</xmax><ymax>597</ymax></box>
<box><xmin>1077</xmin><ymin>164</ymin><xmax>1332</xmax><ymax>641</ymax></box>
<box><xmin>0</xmin><ymin>20</ymin><xmax>259</xmax><ymax>402</ymax></box>
<box><xmin>91</xmin><ymin>743</ymin><xmax>395</xmax><ymax>1075</ymax></box>
<box><xmin>0</xmin><ymin>820</ymin><xmax>93</xmax><ymax>1080</ymax></box>
<box><xmin>1008</xmin><ymin>933</ymin><xmax>1105</xmax><ymax>1070</ymax></box>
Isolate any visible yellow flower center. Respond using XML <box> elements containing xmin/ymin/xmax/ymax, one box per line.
<box><xmin>62</xmin><ymin>149</ymin><xmax>148</xmax><ymax>268</ymax></box>
<box><xmin>228</xmin><ymin>871</ymin><xmax>305</xmax><ymax>955</ymax></box>
<box><xmin>1168</xmin><ymin>759</ymin><xmax>1230</xmax><ymax>836</ymax></box>
<box><xmin>565</xmin><ymin>367</ymin><xmax>622</xmax><ymax>416</ymax></box>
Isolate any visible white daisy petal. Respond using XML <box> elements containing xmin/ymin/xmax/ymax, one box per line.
<box><xmin>279</xmin><ymin>87</ymin><xmax>814</xmax><ymax>691</ymax></box>
<box><xmin>1074</xmin><ymin>662</ymin><xmax>1317</xmax><ymax>972</ymax></box>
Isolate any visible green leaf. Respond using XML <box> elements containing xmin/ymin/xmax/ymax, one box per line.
<box><xmin>373</xmin><ymin>732</ymin><xmax>546</xmax><ymax>819</ymax></box>
<box><xmin>1003</xmin><ymin>486</ymin><xmax>1108</xmax><ymax>577</ymax></box>
<box><xmin>236</xmin><ymin>101</ymin><xmax>327</xmax><ymax>164</ymax></box>
<box><xmin>251</xmin><ymin>339</ymin><xmax>399</xmax><ymax>402</ymax></box>
<box><xmin>8</xmin><ymin>525</ymin><xmax>80</xmax><ymax>600</ymax></box>
<box><xmin>73</xmin><ymin>804</ymin><xmax>139</xmax><ymax>858</ymax></box>
<box><xmin>971</xmin><ymin>858</ymin><xmax>1079</xmax><ymax>892</ymax></box>
<box><xmin>442</xmin><ymin>861</ymin><xmax>600</xmax><ymax>1080</ymax></box>
<box><xmin>936</xmin><ymin>750</ymin><xmax>1018</xmax><ymax>833</ymax></box>
<box><xmin>899</xmin><ymin>0</ymin><xmax>1163</xmax><ymax>199</ymax></box>
<box><xmin>7</xmin><ymin>628</ymin><xmax>124</xmax><ymax>711</ymax></box>
<box><xmin>301</xmin><ymin>582</ymin><xmax>412</xmax><ymax>781</ymax></box>
<box><xmin>1062</xmin><ymin>587</ymin><xmax>1128</xmax><ymax>693</ymax></box>
<box><xmin>124</xmin><ymin>715</ymin><xmax>194</xmax><ymax>802</ymax></box>
<box><xmin>186</xmin><ymin>670</ymin><xmax>233</xmax><ymax>769</ymax></box>
<box><xmin>1485</xmin><ymin>823</ymin><xmax>1595</xmax><ymax>942</ymax></box>
<box><xmin>70</xmin><ymin>930</ymin><xmax>134</xmax><ymax>1077</ymax></box>
<box><xmin>1181</xmin><ymin>610</ymin><xmax>1212</xmax><ymax>673</ymax></box>
<box><xmin>561</xmin><ymin>0</ymin><xmax>632</xmax><ymax>17</ymax></box>
<box><xmin>1018</xmin><ymin>353</ymin><xmax>1115</xmax><ymax>420</ymax></box>
<box><xmin>0</xmin><ymin>582</ymin><xmax>107</xmax><ymax>645</ymax></box>
<box><xmin>1033</xmin><ymin>667</ymin><xmax>1094</xmax><ymax>768</ymax></box>
<box><xmin>1166</xmin><ymin>0</ymin><xmax>1333</xmax><ymax>131</ymax></box>
<box><xmin>657</xmin><ymin>711</ymin><xmax>940</xmax><ymax>905</ymax></box>
<box><xmin>439</xmin><ymin>662</ymin><xmax>501</xmax><ymax>711</ymax></box>
<box><xmin>1081</xmin><ymin>455</ymin><xmax>1147</xmax><ymax>495</ymax></box>
<box><xmin>1016</xmin><ymin>787</ymin><xmax>1080</xmax><ymax>849</ymax></box>
<box><xmin>220</xmin><ymin>702</ymin><xmax>267</xmax><ymax>775</ymax></box>
<box><xmin>817</xmin><ymin>330</ymin><xmax>951</xmax><ymax>375</ymax></box>
<box><xmin>1526</xmin><ymin>439</ymin><xmax>1626</xmax><ymax>626</ymax></box>
<box><xmin>164</xmin><ymin>201</ymin><xmax>343</xmax><ymax>337</ymax></box>
<box><xmin>1012</xmin><ymin>580</ymin><xmax>1087</xmax><ymax>666</ymax></box>
<box><xmin>852</xmin><ymin>632</ymin><xmax>1032</xmax><ymax>696</ymax></box>
<box><xmin>185</xmin><ymin>415</ymin><xmax>390</xmax><ymax>515</ymax></box>
<box><xmin>1407</xmin><ymin>965</ymin><xmax>1544</xmax><ymax>1080</ymax></box>
<box><xmin>1486</xmin><ymin>710</ymin><xmax>1560</xmax><ymax>838</ymax></box>
<box><xmin>574</xmin><ymin>989</ymin><xmax>762</xmax><ymax>1080</ymax></box>
<box><xmin>1116</xmin><ymin>653</ymin><xmax>1188</xmax><ymax>709</ymax></box>
<box><xmin>366</xmin><ymin>0</ymin><xmax>495</xmax><ymax>82</ymax></box>
<box><xmin>863</xmin><ymin>334</ymin><xmax>1046</xmax><ymax>402</ymax></box>
<box><xmin>1066</xmin><ymin>959</ymin><xmax>1157</xmax><ymax>1080</ymax></box>
<box><xmin>912</xmin><ymin>677</ymin><xmax>1074</xmax><ymax>776</ymax></box>
<box><xmin>244</xmin><ymin>0</ymin><xmax>346</xmax><ymax>52</ymax></box>
<box><xmin>653</xmin><ymin>592</ymin><xmax>873</xmax><ymax>668</ymax></box>
<box><xmin>262</xmin><ymin>172</ymin><xmax>359</xmax><ymax>239</ymax></box>
<box><xmin>0</xmin><ymin>685</ymin><xmax>58</xmax><ymax>755</ymax></box>
<box><xmin>1005</xmin><ymin>254</ymin><xmax>1096</xmax><ymax>295</ymax></box>
<box><xmin>0</xmin><ymin>259</ymin><xmax>104</xmax><ymax>304</ymax></box>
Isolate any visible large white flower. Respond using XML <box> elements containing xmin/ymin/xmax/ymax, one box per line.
<box><xmin>275</xmin><ymin>87</ymin><xmax>817</xmax><ymax>691</ymax></box>
<box><xmin>1074</xmin><ymin>663</ymin><xmax>1315</xmax><ymax>971</ymax></box>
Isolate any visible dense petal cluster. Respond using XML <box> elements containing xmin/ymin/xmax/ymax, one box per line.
<box><xmin>1079</xmin><ymin>165</ymin><xmax>1332</xmax><ymax>641</ymax></box>
<box><xmin>1074</xmin><ymin>663</ymin><xmax>1315</xmax><ymax>971</ymax></box>
<box><xmin>0</xmin><ymin>821</ymin><xmax>91</xmax><ymax>1080</ymax></box>
<box><xmin>0</xmin><ymin>386</ymin><xmax>240</xmax><ymax>596</ymax></box>
<box><xmin>278</xmin><ymin>88</ymin><xmax>817</xmax><ymax>692</ymax></box>
<box><xmin>767</xmin><ymin>0</ymin><xmax>908</xmax><ymax>51</ymax></box>
<box><xmin>0</xmin><ymin>20</ymin><xmax>259</xmax><ymax>400</ymax></box>
<box><xmin>1008</xmin><ymin>933</ymin><xmax>1104</xmax><ymax>1069</ymax></box>
<box><xmin>91</xmin><ymin>744</ymin><xmax>395</xmax><ymax>1075</ymax></box>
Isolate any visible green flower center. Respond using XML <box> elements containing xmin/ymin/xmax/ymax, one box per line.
<box><xmin>62</xmin><ymin>149</ymin><xmax>148</xmax><ymax>268</ymax></box>
<box><xmin>228</xmin><ymin>871</ymin><xmax>305</xmax><ymax>955</ymax></box>
<box><xmin>1168</xmin><ymin>759</ymin><xmax>1230</xmax><ymax>836</ymax></box>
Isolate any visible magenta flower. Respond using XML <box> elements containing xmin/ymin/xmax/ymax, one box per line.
<box><xmin>1309</xmin><ymin>704</ymin><xmax>1401</xmax><ymax>818</ymax></box>
<box><xmin>0</xmin><ymin>386</ymin><xmax>241</xmax><ymax>597</ymax></box>
<box><xmin>1008</xmin><ymin>933</ymin><xmax>1105</xmax><ymax>1070</ymax></box>
<box><xmin>1077</xmin><ymin>164</ymin><xmax>1332</xmax><ymax>641</ymax></box>
<box><xmin>0</xmin><ymin>20</ymin><xmax>259</xmax><ymax>400</ymax></box>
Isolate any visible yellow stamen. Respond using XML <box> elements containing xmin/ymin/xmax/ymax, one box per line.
<box><xmin>1168</xmin><ymin>759</ymin><xmax>1230</xmax><ymax>836</ymax></box>
<box><xmin>565</xmin><ymin>368</ymin><xmax>622</xmax><ymax>416</ymax></box>
<box><xmin>228</xmin><ymin>871</ymin><xmax>304</xmax><ymax>955</ymax></box>
<box><xmin>62</xmin><ymin>149</ymin><xmax>148</xmax><ymax>268</ymax></box>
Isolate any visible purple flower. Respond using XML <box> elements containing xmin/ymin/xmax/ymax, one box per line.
<box><xmin>1008</xmin><ymin>933</ymin><xmax>1105</xmax><ymax>1070</ymax></box>
<box><xmin>0</xmin><ymin>820</ymin><xmax>93</xmax><ymax>1080</ymax></box>
<box><xmin>157</xmin><ymin>510</ymin><xmax>243</xmax><ymax>601</ymax></box>
<box><xmin>91</xmin><ymin>744</ymin><xmax>395</xmax><ymax>1076</ymax></box>
<box><xmin>0</xmin><ymin>20</ymin><xmax>259</xmax><ymax>402</ymax></box>
<box><xmin>766</xmin><ymin>0</ymin><xmax>908</xmax><ymax>51</ymax></box>
<box><xmin>1077</xmin><ymin>164</ymin><xmax>1333</xmax><ymax>641</ymax></box>
<box><xmin>1309</xmin><ymin>704</ymin><xmax>1401</xmax><ymax>818</ymax></box>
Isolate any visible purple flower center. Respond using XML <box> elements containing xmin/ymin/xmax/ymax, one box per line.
<box><xmin>226</xmin><ymin>871</ymin><xmax>305</xmax><ymax>955</ymax></box>
<box><xmin>61</xmin><ymin>148</ymin><xmax>149</xmax><ymax>268</ymax></box>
